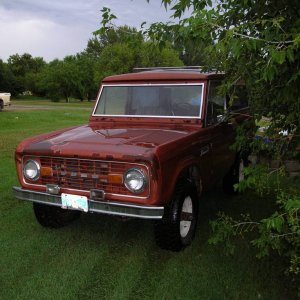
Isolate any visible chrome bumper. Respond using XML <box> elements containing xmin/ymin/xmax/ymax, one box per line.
<box><xmin>13</xmin><ymin>187</ymin><xmax>164</xmax><ymax>220</ymax></box>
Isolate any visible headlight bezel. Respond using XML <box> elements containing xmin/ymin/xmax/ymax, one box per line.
<box><xmin>124</xmin><ymin>168</ymin><xmax>148</xmax><ymax>194</ymax></box>
<box><xmin>23</xmin><ymin>159</ymin><xmax>41</xmax><ymax>182</ymax></box>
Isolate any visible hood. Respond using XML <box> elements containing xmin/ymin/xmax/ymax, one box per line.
<box><xmin>20</xmin><ymin>125</ymin><xmax>190</xmax><ymax>161</ymax></box>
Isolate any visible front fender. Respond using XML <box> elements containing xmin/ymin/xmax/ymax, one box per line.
<box><xmin>159</xmin><ymin>156</ymin><xmax>202</xmax><ymax>206</ymax></box>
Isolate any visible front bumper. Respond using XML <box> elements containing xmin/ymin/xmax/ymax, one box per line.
<box><xmin>13</xmin><ymin>187</ymin><xmax>164</xmax><ymax>220</ymax></box>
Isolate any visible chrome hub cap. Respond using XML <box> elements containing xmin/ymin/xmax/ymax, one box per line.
<box><xmin>180</xmin><ymin>196</ymin><xmax>193</xmax><ymax>238</ymax></box>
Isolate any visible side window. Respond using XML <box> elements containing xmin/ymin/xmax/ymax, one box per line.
<box><xmin>206</xmin><ymin>80</ymin><xmax>226</xmax><ymax>126</ymax></box>
<box><xmin>229</xmin><ymin>85</ymin><xmax>248</xmax><ymax>111</ymax></box>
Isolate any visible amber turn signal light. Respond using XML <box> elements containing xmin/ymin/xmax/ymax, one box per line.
<box><xmin>41</xmin><ymin>167</ymin><xmax>53</xmax><ymax>177</ymax></box>
<box><xmin>108</xmin><ymin>174</ymin><xmax>123</xmax><ymax>184</ymax></box>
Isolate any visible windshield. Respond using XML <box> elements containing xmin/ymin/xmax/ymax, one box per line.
<box><xmin>93</xmin><ymin>84</ymin><xmax>203</xmax><ymax>118</ymax></box>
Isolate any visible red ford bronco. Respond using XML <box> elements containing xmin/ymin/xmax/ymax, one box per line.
<box><xmin>13</xmin><ymin>67</ymin><xmax>248</xmax><ymax>251</ymax></box>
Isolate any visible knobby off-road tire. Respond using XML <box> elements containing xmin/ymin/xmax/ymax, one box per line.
<box><xmin>154</xmin><ymin>180</ymin><xmax>199</xmax><ymax>251</ymax></box>
<box><xmin>33</xmin><ymin>203</ymin><xmax>81</xmax><ymax>228</ymax></box>
<box><xmin>223</xmin><ymin>154</ymin><xmax>249</xmax><ymax>194</ymax></box>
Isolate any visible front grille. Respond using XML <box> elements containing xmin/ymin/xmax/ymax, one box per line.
<box><xmin>38</xmin><ymin>157</ymin><xmax>142</xmax><ymax>195</ymax></box>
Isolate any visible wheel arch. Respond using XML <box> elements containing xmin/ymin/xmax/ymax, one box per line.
<box><xmin>162</xmin><ymin>161</ymin><xmax>202</xmax><ymax>206</ymax></box>
<box><xmin>176</xmin><ymin>164</ymin><xmax>202</xmax><ymax>198</ymax></box>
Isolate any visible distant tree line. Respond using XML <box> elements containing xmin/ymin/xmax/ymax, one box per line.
<box><xmin>0</xmin><ymin>26</ymin><xmax>187</xmax><ymax>102</ymax></box>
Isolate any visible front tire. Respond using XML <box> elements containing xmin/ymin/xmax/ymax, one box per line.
<box><xmin>33</xmin><ymin>203</ymin><xmax>81</xmax><ymax>228</ymax></box>
<box><xmin>154</xmin><ymin>180</ymin><xmax>199</xmax><ymax>251</ymax></box>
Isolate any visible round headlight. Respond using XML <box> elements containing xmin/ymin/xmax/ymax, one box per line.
<box><xmin>124</xmin><ymin>168</ymin><xmax>147</xmax><ymax>193</ymax></box>
<box><xmin>23</xmin><ymin>159</ymin><xmax>40</xmax><ymax>181</ymax></box>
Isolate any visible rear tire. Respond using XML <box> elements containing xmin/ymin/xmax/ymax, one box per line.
<box><xmin>154</xmin><ymin>180</ymin><xmax>199</xmax><ymax>251</ymax></box>
<box><xmin>0</xmin><ymin>100</ymin><xmax>3</xmax><ymax>111</ymax></box>
<box><xmin>33</xmin><ymin>203</ymin><xmax>81</xmax><ymax>228</ymax></box>
<box><xmin>223</xmin><ymin>154</ymin><xmax>248</xmax><ymax>194</ymax></box>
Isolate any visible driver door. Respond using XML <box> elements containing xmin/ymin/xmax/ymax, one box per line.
<box><xmin>205</xmin><ymin>80</ymin><xmax>235</xmax><ymax>183</ymax></box>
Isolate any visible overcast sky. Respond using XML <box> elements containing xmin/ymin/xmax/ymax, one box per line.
<box><xmin>0</xmin><ymin>0</ymin><xmax>175</xmax><ymax>62</ymax></box>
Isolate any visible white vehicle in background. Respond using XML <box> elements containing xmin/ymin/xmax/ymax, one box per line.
<box><xmin>0</xmin><ymin>92</ymin><xmax>11</xmax><ymax>111</ymax></box>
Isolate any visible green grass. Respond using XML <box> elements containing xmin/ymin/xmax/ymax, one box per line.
<box><xmin>0</xmin><ymin>103</ymin><xmax>297</xmax><ymax>299</ymax></box>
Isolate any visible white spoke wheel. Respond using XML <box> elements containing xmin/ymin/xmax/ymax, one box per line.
<box><xmin>180</xmin><ymin>196</ymin><xmax>193</xmax><ymax>238</ymax></box>
<box><xmin>154</xmin><ymin>180</ymin><xmax>199</xmax><ymax>251</ymax></box>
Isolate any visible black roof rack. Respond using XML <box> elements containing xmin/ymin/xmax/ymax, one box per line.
<box><xmin>133</xmin><ymin>66</ymin><xmax>220</xmax><ymax>73</ymax></box>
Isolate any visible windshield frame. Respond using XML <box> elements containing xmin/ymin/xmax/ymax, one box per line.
<box><xmin>92</xmin><ymin>83</ymin><xmax>204</xmax><ymax>119</ymax></box>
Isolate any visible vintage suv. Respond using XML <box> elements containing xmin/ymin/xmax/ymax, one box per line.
<box><xmin>13</xmin><ymin>68</ymin><xmax>248</xmax><ymax>251</ymax></box>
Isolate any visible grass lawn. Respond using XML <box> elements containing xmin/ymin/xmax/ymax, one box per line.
<box><xmin>0</xmin><ymin>104</ymin><xmax>297</xmax><ymax>299</ymax></box>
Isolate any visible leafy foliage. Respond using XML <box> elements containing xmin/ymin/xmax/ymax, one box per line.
<box><xmin>0</xmin><ymin>59</ymin><xmax>18</xmax><ymax>94</ymax></box>
<box><xmin>94</xmin><ymin>43</ymin><xmax>136</xmax><ymax>82</ymax></box>
<box><xmin>4</xmin><ymin>53</ymin><xmax>46</xmax><ymax>95</ymax></box>
<box><xmin>90</xmin><ymin>24</ymin><xmax>183</xmax><ymax>83</ymax></box>
<box><xmin>210</xmin><ymin>166</ymin><xmax>300</xmax><ymax>278</ymax></box>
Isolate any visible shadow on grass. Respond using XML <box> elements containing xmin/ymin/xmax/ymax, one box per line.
<box><xmin>63</xmin><ymin>186</ymin><xmax>297</xmax><ymax>299</ymax></box>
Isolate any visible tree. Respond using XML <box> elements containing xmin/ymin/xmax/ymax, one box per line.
<box><xmin>37</xmin><ymin>60</ymin><xmax>61</xmax><ymax>101</ymax></box>
<box><xmin>0</xmin><ymin>60</ymin><xmax>18</xmax><ymax>95</ymax></box>
<box><xmin>37</xmin><ymin>58</ymin><xmax>77</xmax><ymax>102</ymax></box>
<box><xmin>86</xmin><ymin>25</ymin><xmax>144</xmax><ymax>59</ymax></box>
<box><xmin>139</xmin><ymin>42</ymin><xmax>184</xmax><ymax>67</ymax></box>
<box><xmin>94</xmin><ymin>43</ymin><xmax>136</xmax><ymax>83</ymax></box>
<box><xmin>7</xmin><ymin>53</ymin><xmax>46</xmax><ymax>94</ymax></box>
<box><xmin>37</xmin><ymin>54</ymin><xmax>98</xmax><ymax>102</ymax></box>
<box><xmin>8</xmin><ymin>53</ymin><xmax>45</xmax><ymax>77</ymax></box>
<box><xmin>93</xmin><ymin>40</ymin><xmax>183</xmax><ymax>83</ymax></box>
<box><xmin>88</xmin><ymin>26</ymin><xmax>146</xmax><ymax>83</ymax></box>
<box><xmin>91</xmin><ymin>25</ymin><xmax>183</xmax><ymax>84</ymax></box>
<box><xmin>71</xmin><ymin>53</ymin><xmax>98</xmax><ymax>101</ymax></box>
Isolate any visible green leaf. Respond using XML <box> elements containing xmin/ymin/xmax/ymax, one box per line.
<box><xmin>286</xmin><ymin>48</ymin><xmax>295</xmax><ymax>63</ymax></box>
<box><xmin>285</xmin><ymin>199</ymin><xmax>300</xmax><ymax>210</ymax></box>
<box><xmin>271</xmin><ymin>50</ymin><xmax>286</xmax><ymax>65</ymax></box>
<box><xmin>264</xmin><ymin>213</ymin><xmax>285</xmax><ymax>232</ymax></box>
